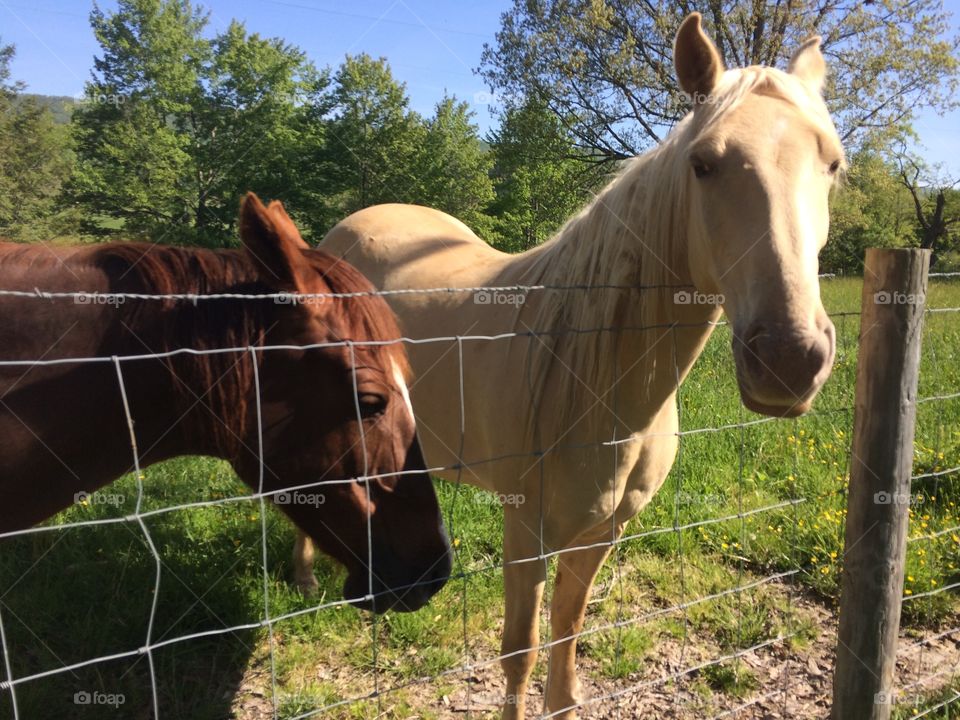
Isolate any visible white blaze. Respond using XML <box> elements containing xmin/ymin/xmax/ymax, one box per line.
<box><xmin>392</xmin><ymin>359</ymin><xmax>414</xmax><ymax>423</ymax></box>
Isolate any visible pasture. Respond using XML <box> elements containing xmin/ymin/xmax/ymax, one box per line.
<box><xmin>1</xmin><ymin>277</ymin><xmax>958</xmax><ymax>719</ymax></box>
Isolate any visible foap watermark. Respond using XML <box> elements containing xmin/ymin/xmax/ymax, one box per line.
<box><xmin>275</xmin><ymin>490</ymin><xmax>326</xmax><ymax>508</ymax></box>
<box><xmin>274</xmin><ymin>292</ymin><xmax>327</xmax><ymax>307</ymax></box>
<box><xmin>873</xmin><ymin>491</ymin><xmax>927</xmax><ymax>507</ymax></box>
<box><xmin>476</xmin><ymin>492</ymin><xmax>526</xmax><ymax>508</ymax></box>
<box><xmin>664</xmin><ymin>91</ymin><xmax>722</xmax><ymax>114</ymax></box>
<box><xmin>74</xmin><ymin>293</ymin><xmax>125</xmax><ymax>307</ymax></box>
<box><xmin>474</xmin><ymin>289</ymin><xmax>526</xmax><ymax>307</ymax></box>
<box><xmin>873</xmin><ymin>290</ymin><xmax>925</xmax><ymax>306</ymax></box>
<box><xmin>74</xmin><ymin>91</ymin><xmax>127</xmax><ymax>107</ymax></box>
<box><xmin>472</xmin><ymin>692</ymin><xmax>524</xmax><ymax>707</ymax></box>
<box><xmin>675</xmin><ymin>491</ymin><xmax>724</xmax><ymax>507</ymax></box>
<box><xmin>682</xmin><ymin>90</ymin><xmax>720</xmax><ymax>106</ymax></box>
<box><xmin>673</xmin><ymin>290</ymin><xmax>724</xmax><ymax>306</ymax></box>
<box><xmin>472</xmin><ymin>89</ymin><xmax>525</xmax><ymax>106</ymax></box>
<box><xmin>74</xmin><ymin>690</ymin><xmax>125</xmax><ymax>708</ymax></box>
<box><xmin>875</xmin><ymin>691</ymin><xmax>925</xmax><ymax>706</ymax></box>
<box><xmin>74</xmin><ymin>490</ymin><xmax>125</xmax><ymax>507</ymax></box>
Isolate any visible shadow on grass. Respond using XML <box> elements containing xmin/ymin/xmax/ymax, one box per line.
<box><xmin>0</xmin><ymin>493</ymin><xmax>311</xmax><ymax>720</ymax></box>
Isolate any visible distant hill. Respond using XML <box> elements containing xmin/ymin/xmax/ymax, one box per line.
<box><xmin>14</xmin><ymin>94</ymin><xmax>76</xmax><ymax>124</ymax></box>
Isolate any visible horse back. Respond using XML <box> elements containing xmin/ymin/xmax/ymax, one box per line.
<box><xmin>322</xmin><ymin>204</ymin><xmax>508</xmax><ymax>292</ymax></box>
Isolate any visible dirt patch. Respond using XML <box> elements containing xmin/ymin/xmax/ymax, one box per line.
<box><xmin>231</xmin><ymin>586</ymin><xmax>960</xmax><ymax>719</ymax></box>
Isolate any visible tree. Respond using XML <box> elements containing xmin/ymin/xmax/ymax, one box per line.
<box><xmin>479</xmin><ymin>1</ymin><xmax>960</xmax><ymax>161</ymax></box>
<box><xmin>488</xmin><ymin>97</ymin><xmax>607</xmax><ymax>251</ymax></box>
<box><xmin>0</xmin><ymin>41</ymin><xmax>20</xmax><ymax>100</ymax></box>
<box><xmin>895</xmin><ymin>152</ymin><xmax>960</xmax><ymax>268</ymax></box>
<box><xmin>69</xmin><ymin>0</ymin><xmax>322</xmax><ymax>245</ymax></box>
<box><xmin>68</xmin><ymin>0</ymin><xmax>209</xmax><ymax>240</ymax></box>
<box><xmin>320</xmin><ymin>54</ymin><xmax>426</xmax><ymax>222</ymax></box>
<box><xmin>191</xmin><ymin>20</ymin><xmax>328</xmax><ymax>241</ymax></box>
<box><xmin>0</xmin><ymin>41</ymin><xmax>74</xmax><ymax>240</ymax></box>
<box><xmin>821</xmin><ymin>151</ymin><xmax>916</xmax><ymax>274</ymax></box>
<box><xmin>413</xmin><ymin>96</ymin><xmax>495</xmax><ymax>237</ymax></box>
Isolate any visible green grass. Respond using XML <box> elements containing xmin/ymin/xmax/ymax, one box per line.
<box><xmin>1</xmin><ymin>278</ymin><xmax>958</xmax><ymax>718</ymax></box>
<box><xmin>698</xmin><ymin>662</ymin><xmax>760</xmax><ymax>698</ymax></box>
<box><xmin>893</xmin><ymin>678</ymin><xmax>960</xmax><ymax>719</ymax></box>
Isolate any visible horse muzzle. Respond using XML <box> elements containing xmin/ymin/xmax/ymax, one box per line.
<box><xmin>732</xmin><ymin>317</ymin><xmax>836</xmax><ymax>417</ymax></box>
<box><xmin>342</xmin><ymin>539</ymin><xmax>452</xmax><ymax>613</ymax></box>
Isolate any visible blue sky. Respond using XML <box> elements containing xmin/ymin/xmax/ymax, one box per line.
<box><xmin>1</xmin><ymin>0</ymin><xmax>958</xmax><ymax>173</ymax></box>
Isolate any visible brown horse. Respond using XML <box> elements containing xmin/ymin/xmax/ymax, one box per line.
<box><xmin>0</xmin><ymin>193</ymin><xmax>450</xmax><ymax>613</ymax></box>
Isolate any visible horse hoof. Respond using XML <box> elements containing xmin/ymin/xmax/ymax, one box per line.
<box><xmin>296</xmin><ymin>576</ymin><xmax>320</xmax><ymax>598</ymax></box>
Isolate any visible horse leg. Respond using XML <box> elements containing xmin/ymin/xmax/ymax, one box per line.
<box><xmin>544</xmin><ymin>524</ymin><xmax>624</xmax><ymax>718</ymax></box>
<box><xmin>292</xmin><ymin>531</ymin><xmax>319</xmax><ymax>596</ymax></box>
<box><xmin>500</xmin><ymin>515</ymin><xmax>547</xmax><ymax>720</ymax></box>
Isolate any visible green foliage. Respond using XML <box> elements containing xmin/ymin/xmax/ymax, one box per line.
<box><xmin>317</xmin><ymin>61</ymin><xmax>497</xmax><ymax>238</ymax></box>
<box><xmin>68</xmin><ymin>0</ymin><xmax>324</xmax><ymax>245</ymax></box>
<box><xmin>821</xmin><ymin>148</ymin><xmax>960</xmax><ymax>273</ymax></box>
<box><xmin>0</xmin><ymin>41</ymin><xmax>75</xmax><ymax>240</ymax></box>
<box><xmin>2</xmin><ymin>0</ymin><xmax>957</xmax><ymax>269</ymax></box>
<box><xmin>699</xmin><ymin>662</ymin><xmax>760</xmax><ymax>698</ymax></box>
<box><xmin>822</xmin><ymin>152</ymin><xmax>917</xmax><ymax>273</ymax></box>
<box><xmin>318</xmin><ymin>54</ymin><xmax>427</xmax><ymax>227</ymax></box>
<box><xmin>40</xmin><ymin>5</ymin><xmax>501</xmax><ymax>246</ymax></box>
<box><xmin>487</xmin><ymin>97</ymin><xmax>607</xmax><ymax>252</ymax></box>
<box><xmin>893</xmin><ymin>147</ymin><xmax>960</xmax><ymax>267</ymax></box>
<box><xmin>414</xmin><ymin>95</ymin><xmax>495</xmax><ymax>237</ymax></box>
<box><xmin>0</xmin><ymin>41</ymin><xmax>18</xmax><ymax>96</ymax></box>
<box><xmin>191</xmin><ymin>21</ymin><xmax>329</xmax><ymax>242</ymax></box>
<box><xmin>68</xmin><ymin>0</ymin><xmax>206</xmax><ymax>240</ymax></box>
<box><xmin>480</xmin><ymin>1</ymin><xmax>959</xmax><ymax>158</ymax></box>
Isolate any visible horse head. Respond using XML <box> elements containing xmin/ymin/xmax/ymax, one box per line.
<box><xmin>675</xmin><ymin>14</ymin><xmax>840</xmax><ymax>416</ymax></box>
<box><xmin>236</xmin><ymin>193</ymin><xmax>451</xmax><ymax>612</ymax></box>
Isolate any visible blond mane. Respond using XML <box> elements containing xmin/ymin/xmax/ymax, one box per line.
<box><xmin>521</xmin><ymin>65</ymin><xmax>840</xmax><ymax>440</ymax></box>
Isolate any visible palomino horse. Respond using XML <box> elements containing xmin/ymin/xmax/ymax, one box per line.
<box><xmin>314</xmin><ymin>13</ymin><xmax>841</xmax><ymax>717</ymax></box>
<box><xmin>0</xmin><ymin>193</ymin><xmax>451</xmax><ymax>614</ymax></box>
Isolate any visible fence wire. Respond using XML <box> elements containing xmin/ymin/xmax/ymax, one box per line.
<box><xmin>0</xmin><ymin>278</ymin><xmax>956</xmax><ymax>719</ymax></box>
<box><xmin>893</xmin><ymin>300</ymin><xmax>960</xmax><ymax>718</ymax></box>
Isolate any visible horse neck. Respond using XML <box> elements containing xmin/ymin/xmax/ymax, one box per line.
<box><xmin>150</xmin><ymin>303</ymin><xmax>265</xmax><ymax>463</ymax></box>
<box><xmin>108</xmin><ymin>251</ymin><xmax>266</xmax><ymax>465</ymax></box>
<box><xmin>522</xmin><ymin>146</ymin><xmax>721</xmax><ymax>435</ymax></box>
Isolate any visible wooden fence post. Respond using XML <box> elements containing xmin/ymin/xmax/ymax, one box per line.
<box><xmin>832</xmin><ymin>248</ymin><xmax>931</xmax><ymax>719</ymax></box>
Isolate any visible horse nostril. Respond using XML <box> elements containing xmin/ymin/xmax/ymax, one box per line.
<box><xmin>820</xmin><ymin>319</ymin><xmax>837</xmax><ymax>363</ymax></box>
<box><xmin>742</xmin><ymin>322</ymin><xmax>774</xmax><ymax>368</ymax></box>
<box><xmin>745</xmin><ymin>321</ymin><xmax>769</xmax><ymax>343</ymax></box>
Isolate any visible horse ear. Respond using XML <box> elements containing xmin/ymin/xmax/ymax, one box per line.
<box><xmin>788</xmin><ymin>36</ymin><xmax>826</xmax><ymax>93</ymax></box>
<box><xmin>674</xmin><ymin>12</ymin><xmax>724</xmax><ymax>103</ymax></box>
<box><xmin>266</xmin><ymin>200</ymin><xmax>309</xmax><ymax>250</ymax></box>
<box><xmin>239</xmin><ymin>192</ymin><xmax>312</xmax><ymax>291</ymax></box>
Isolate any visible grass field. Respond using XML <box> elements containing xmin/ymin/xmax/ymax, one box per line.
<box><xmin>1</xmin><ymin>278</ymin><xmax>958</xmax><ymax>719</ymax></box>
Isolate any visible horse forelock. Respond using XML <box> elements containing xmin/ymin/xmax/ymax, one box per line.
<box><xmin>304</xmin><ymin>250</ymin><xmax>412</xmax><ymax>382</ymax></box>
<box><xmin>698</xmin><ymin>66</ymin><xmax>840</xmax><ymax>151</ymax></box>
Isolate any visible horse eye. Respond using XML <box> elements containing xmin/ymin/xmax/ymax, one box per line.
<box><xmin>828</xmin><ymin>159</ymin><xmax>842</xmax><ymax>175</ymax></box>
<box><xmin>357</xmin><ymin>393</ymin><xmax>387</xmax><ymax>419</ymax></box>
<box><xmin>692</xmin><ymin>161</ymin><xmax>714</xmax><ymax>179</ymax></box>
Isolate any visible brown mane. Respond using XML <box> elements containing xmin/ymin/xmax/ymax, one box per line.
<box><xmin>76</xmin><ymin>242</ymin><xmax>410</xmax><ymax>456</ymax></box>
<box><xmin>96</xmin><ymin>241</ymin><xmax>406</xmax><ymax>336</ymax></box>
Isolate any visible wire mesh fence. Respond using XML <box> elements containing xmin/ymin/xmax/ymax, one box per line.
<box><xmin>0</xmin><ymin>273</ymin><xmax>957</xmax><ymax>719</ymax></box>
<box><xmin>891</xmin><ymin>273</ymin><xmax>960</xmax><ymax>719</ymax></box>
